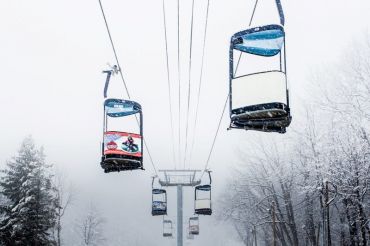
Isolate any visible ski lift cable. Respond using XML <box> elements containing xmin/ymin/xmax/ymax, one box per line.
<box><xmin>177</xmin><ymin>0</ymin><xmax>182</xmax><ymax>169</ymax></box>
<box><xmin>192</xmin><ymin>0</ymin><xmax>257</xmax><ymax>170</ymax></box>
<box><xmin>183</xmin><ymin>0</ymin><xmax>196</xmax><ymax>169</ymax></box>
<box><xmin>248</xmin><ymin>0</ymin><xmax>259</xmax><ymax>27</ymax></box>
<box><xmin>98</xmin><ymin>0</ymin><xmax>158</xmax><ymax>175</ymax></box>
<box><xmin>98</xmin><ymin>0</ymin><xmax>130</xmax><ymax>99</ymax></box>
<box><xmin>200</xmin><ymin>94</ymin><xmax>229</xmax><ymax>179</ymax></box>
<box><xmin>162</xmin><ymin>0</ymin><xmax>177</xmax><ymax>169</ymax></box>
<box><xmin>234</xmin><ymin>0</ymin><xmax>259</xmax><ymax>77</ymax></box>
<box><xmin>188</xmin><ymin>0</ymin><xmax>211</xmax><ymax>167</ymax></box>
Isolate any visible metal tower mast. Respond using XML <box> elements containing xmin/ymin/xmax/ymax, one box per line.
<box><xmin>158</xmin><ymin>170</ymin><xmax>201</xmax><ymax>246</ymax></box>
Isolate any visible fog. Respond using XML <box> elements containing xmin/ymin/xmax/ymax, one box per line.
<box><xmin>1</xmin><ymin>0</ymin><xmax>369</xmax><ymax>245</ymax></box>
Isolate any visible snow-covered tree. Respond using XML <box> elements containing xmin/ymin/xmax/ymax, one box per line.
<box><xmin>52</xmin><ymin>170</ymin><xmax>74</xmax><ymax>246</ymax></box>
<box><xmin>218</xmin><ymin>35</ymin><xmax>370</xmax><ymax>245</ymax></box>
<box><xmin>0</xmin><ymin>136</ymin><xmax>57</xmax><ymax>245</ymax></box>
<box><xmin>76</xmin><ymin>204</ymin><xmax>105</xmax><ymax>246</ymax></box>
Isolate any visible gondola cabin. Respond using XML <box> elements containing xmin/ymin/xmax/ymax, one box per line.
<box><xmin>229</xmin><ymin>25</ymin><xmax>291</xmax><ymax>133</ymax></box>
<box><xmin>152</xmin><ymin>189</ymin><xmax>167</xmax><ymax>216</ymax></box>
<box><xmin>195</xmin><ymin>185</ymin><xmax>212</xmax><ymax>215</ymax></box>
<box><xmin>101</xmin><ymin>98</ymin><xmax>144</xmax><ymax>173</ymax></box>
<box><xmin>189</xmin><ymin>217</ymin><xmax>199</xmax><ymax>235</ymax></box>
<box><xmin>163</xmin><ymin>220</ymin><xmax>173</xmax><ymax>238</ymax></box>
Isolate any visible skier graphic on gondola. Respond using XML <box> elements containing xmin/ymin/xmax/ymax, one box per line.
<box><xmin>122</xmin><ymin>135</ymin><xmax>139</xmax><ymax>153</ymax></box>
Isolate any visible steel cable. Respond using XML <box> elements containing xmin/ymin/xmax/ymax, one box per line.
<box><xmin>188</xmin><ymin>0</ymin><xmax>211</xmax><ymax>167</ymax></box>
<box><xmin>183</xmin><ymin>0</ymin><xmax>196</xmax><ymax>169</ymax></box>
<box><xmin>200</xmin><ymin>94</ymin><xmax>228</xmax><ymax>179</ymax></box>
<box><xmin>162</xmin><ymin>0</ymin><xmax>177</xmax><ymax>169</ymax></box>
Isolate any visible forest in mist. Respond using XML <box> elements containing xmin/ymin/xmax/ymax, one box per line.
<box><xmin>0</xmin><ymin>36</ymin><xmax>369</xmax><ymax>245</ymax></box>
<box><xmin>1</xmin><ymin>0</ymin><xmax>370</xmax><ymax>245</ymax></box>
<box><xmin>219</xmin><ymin>37</ymin><xmax>370</xmax><ymax>245</ymax></box>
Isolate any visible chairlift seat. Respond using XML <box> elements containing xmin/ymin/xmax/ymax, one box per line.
<box><xmin>101</xmin><ymin>155</ymin><xmax>142</xmax><ymax>173</ymax></box>
<box><xmin>189</xmin><ymin>225</ymin><xmax>199</xmax><ymax>235</ymax></box>
<box><xmin>196</xmin><ymin>185</ymin><xmax>211</xmax><ymax>191</ymax></box>
<box><xmin>195</xmin><ymin>200</ymin><xmax>212</xmax><ymax>215</ymax></box>
<box><xmin>230</xmin><ymin>102</ymin><xmax>291</xmax><ymax>133</ymax></box>
<box><xmin>230</xmin><ymin>71</ymin><xmax>291</xmax><ymax>133</ymax></box>
<box><xmin>189</xmin><ymin>217</ymin><xmax>199</xmax><ymax>235</ymax></box>
<box><xmin>152</xmin><ymin>202</ymin><xmax>167</xmax><ymax>216</ymax></box>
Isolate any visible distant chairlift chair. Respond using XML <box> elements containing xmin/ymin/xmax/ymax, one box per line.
<box><xmin>189</xmin><ymin>217</ymin><xmax>199</xmax><ymax>235</ymax></box>
<box><xmin>163</xmin><ymin>219</ymin><xmax>173</xmax><ymax>238</ymax></box>
<box><xmin>195</xmin><ymin>171</ymin><xmax>212</xmax><ymax>215</ymax></box>
<box><xmin>152</xmin><ymin>177</ymin><xmax>167</xmax><ymax>216</ymax></box>
<box><xmin>229</xmin><ymin>24</ymin><xmax>291</xmax><ymax>133</ymax></box>
<box><xmin>152</xmin><ymin>189</ymin><xmax>167</xmax><ymax>216</ymax></box>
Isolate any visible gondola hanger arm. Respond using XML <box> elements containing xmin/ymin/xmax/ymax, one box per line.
<box><xmin>102</xmin><ymin>64</ymin><xmax>119</xmax><ymax>98</ymax></box>
<box><xmin>207</xmin><ymin>170</ymin><xmax>212</xmax><ymax>185</ymax></box>
<box><xmin>275</xmin><ymin>0</ymin><xmax>285</xmax><ymax>26</ymax></box>
<box><xmin>151</xmin><ymin>175</ymin><xmax>158</xmax><ymax>188</ymax></box>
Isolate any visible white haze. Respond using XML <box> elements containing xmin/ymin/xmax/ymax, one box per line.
<box><xmin>0</xmin><ymin>0</ymin><xmax>370</xmax><ymax>245</ymax></box>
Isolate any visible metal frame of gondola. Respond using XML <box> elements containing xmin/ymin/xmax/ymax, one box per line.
<box><xmin>194</xmin><ymin>170</ymin><xmax>212</xmax><ymax>215</ymax></box>
<box><xmin>189</xmin><ymin>216</ymin><xmax>200</xmax><ymax>235</ymax></box>
<box><xmin>101</xmin><ymin>99</ymin><xmax>144</xmax><ymax>171</ymax></box>
<box><xmin>152</xmin><ymin>176</ymin><xmax>167</xmax><ymax>216</ymax></box>
<box><xmin>227</xmin><ymin>0</ymin><xmax>291</xmax><ymax>133</ymax></box>
<box><xmin>163</xmin><ymin>219</ymin><xmax>173</xmax><ymax>238</ymax></box>
<box><xmin>228</xmin><ymin>25</ymin><xmax>290</xmax><ymax>132</ymax></box>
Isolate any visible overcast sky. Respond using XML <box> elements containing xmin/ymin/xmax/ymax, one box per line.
<box><xmin>1</xmin><ymin>0</ymin><xmax>370</xmax><ymax>245</ymax></box>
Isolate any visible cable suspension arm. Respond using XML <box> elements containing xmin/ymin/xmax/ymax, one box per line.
<box><xmin>275</xmin><ymin>0</ymin><xmax>285</xmax><ymax>26</ymax></box>
<box><xmin>103</xmin><ymin>70</ymin><xmax>113</xmax><ymax>98</ymax></box>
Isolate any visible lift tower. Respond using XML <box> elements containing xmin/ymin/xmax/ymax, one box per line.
<box><xmin>158</xmin><ymin>170</ymin><xmax>201</xmax><ymax>246</ymax></box>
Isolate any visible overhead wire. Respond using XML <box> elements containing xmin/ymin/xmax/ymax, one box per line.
<box><xmin>188</xmin><ymin>0</ymin><xmax>211</xmax><ymax>167</ymax></box>
<box><xmin>161</xmin><ymin>0</ymin><xmax>177</xmax><ymax>169</ymax></box>
<box><xmin>183</xmin><ymin>0</ymin><xmax>196</xmax><ymax>169</ymax></box>
<box><xmin>98</xmin><ymin>0</ymin><xmax>131</xmax><ymax>99</ymax></box>
<box><xmin>98</xmin><ymin>0</ymin><xmax>158</xmax><ymax>175</ymax></box>
<box><xmin>200</xmin><ymin>0</ymin><xmax>262</xmax><ymax>178</ymax></box>
<box><xmin>234</xmin><ymin>0</ymin><xmax>259</xmax><ymax>76</ymax></box>
<box><xmin>248</xmin><ymin>0</ymin><xmax>259</xmax><ymax>26</ymax></box>
<box><xmin>200</xmin><ymin>94</ymin><xmax>229</xmax><ymax>179</ymax></box>
<box><xmin>177</xmin><ymin>0</ymin><xmax>181</xmax><ymax>169</ymax></box>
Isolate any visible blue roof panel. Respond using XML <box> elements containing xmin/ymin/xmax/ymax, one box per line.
<box><xmin>104</xmin><ymin>98</ymin><xmax>141</xmax><ymax>117</ymax></box>
<box><xmin>232</xmin><ymin>25</ymin><xmax>285</xmax><ymax>57</ymax></box>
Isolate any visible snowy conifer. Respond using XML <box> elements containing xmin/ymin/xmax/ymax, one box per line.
<box><xmin>0</xmin><ymin>137</ymin><xmax>57</xmax><ymax>245</ymax></box>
